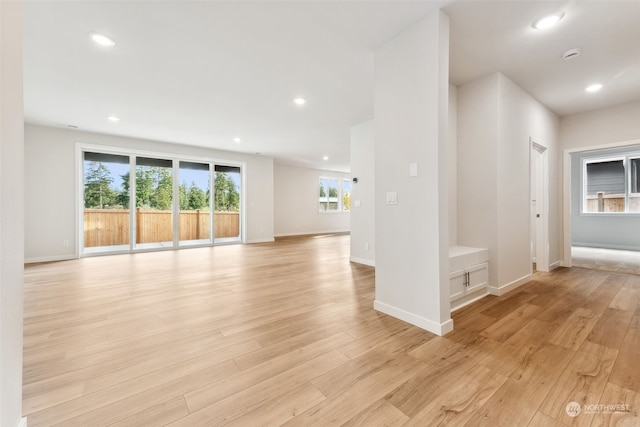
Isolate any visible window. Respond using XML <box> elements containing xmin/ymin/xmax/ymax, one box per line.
<box><xmin>583</xmin><ymin>154</ymin><xmax>640</xmax><ymax>213</ymax></box>
<box><xmin>318</xmin><ymin>176</ymin><xmax>351</xmax><ymax>213</ymax></box>
<box><xmin>342</xmin><ymin>179</ymin><xmax>351</xmax><ymax>211</ymax></box>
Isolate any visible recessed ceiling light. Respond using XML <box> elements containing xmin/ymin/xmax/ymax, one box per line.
<box><xmin>532</xmin><ymin>13</ymin><xmax>564</xmax><ymax>30</ymax></box>
<box><xmin>90</xmin><ymin>32</ymin><xmax>116</xmax><ymax>47</ymax></box>
<box><xmin>107</xmin><ymin>115</ymin><xmax>120</xmax><ymax>122</ymax></box>
<box><xmin>585</xmin><ymin>83</ymin><xmax>603</xmax><ymax>93</ymax></box>
<box><xmin>323</xmin><ymin>156</ymin><xmax>329</xmax><ymax>160</ymax></box>
<box><xmin>233</xmin><ymin>137</ymin><xmax>241</xmax><ymax>143</ymax></box>
<box><xmin>293</xmin><ymin>97</ymin><xmax>306</xmax><ymax>106</ymax></box>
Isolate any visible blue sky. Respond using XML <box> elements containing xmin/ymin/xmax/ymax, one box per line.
<box><xmin>85</xmin><ymin>161</ymin><xmax>240</xmax><ymax>192</ymax></box>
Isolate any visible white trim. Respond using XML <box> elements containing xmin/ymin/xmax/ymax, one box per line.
<box><xmin>349</xmin><ymin>256</ymin><xmax>375</xmax><ymax>267</ymax></box>
<box><xmin>246</xmin><ymin>238</ymin><xmax>275</xmax><ymax>244</ymax></box>
<box><xmin>488</xmin><ymin>273</ymin><xmax>532</xmax><ymax>296</ymax></box>
<box><xmin>74</xmin><ymin>146</ymin><xmax>81</xmax><ymax>258</ymax></box>
<box><xmin>274</xmin><ymin>230</ymin><xmax>350</xmax><ymax>237</ymax></box>
<box><xmin>25</xmin><ymin>255</ymin><xmax>76</xmax><ymax>264</ymax></box>
<box><xmin>549</xmin><ymin>260</ymin><xmax>563</xmax><ymax>271</ymax></box>
<box><xmin>451</xmin><ymin>291</ymin><xmax>489</xmax><ymax>312</ymax></box>
<box><xmin>373</xmin><ymin>300</ymin><xmax>454</xmax><ymax>336</ymax></box>
<box><xmin>563</xmin><ymin>148</ymin><xmax>573</xmax><ymax>267</ymax></box>
<box><xmin>18</xmin><ymin>417</ymin><xmax>28</xmax><ymax>427</ymax></box>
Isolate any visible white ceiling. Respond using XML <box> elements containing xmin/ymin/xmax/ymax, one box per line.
<box><xmin>23</xmin><ymin>1</ymin><xmax>640</xmax><ymax>173</ymax></box>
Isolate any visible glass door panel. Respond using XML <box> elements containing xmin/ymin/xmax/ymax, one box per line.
<box><xmin>214</xmin><ymin>165</ymin><xmax>241</xmax><ymax>242</ymax></box>
<box><xmin>134</xmin><ymin>157</ymin><xmax>174</xmax><ymax>249</ymax></box>
<box><xmin>179</xmin><ymin>161</ymin><xmax>211</xmax><ymax>246</ymax></box>
<box><xmin>83</xmin><ymin>152</ymin><xmax>131</xmax><ymax>254</ymax></box>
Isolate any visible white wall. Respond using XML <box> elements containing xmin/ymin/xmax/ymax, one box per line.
<box><xmin>273</xmin><ymin>163</ymin><xmax>350</xmax><ymax>237</ymax></box>
<box><xmin>25</xmin><ymin>124</ymin><xmax>275</xmax><ymax>262</ymax></box>
<box><xmin>457</xmin><ymin>73</ymin><xmax>499</xmax><ymax>281</ymax></box>
<box><xmin>1</xmin><ymin>1</ymin><xmax>25</xmax><ymax>426</ymax></box>
<box><xmin>374</xmin><ymin>10</ymin><xmax>451</xmax><ymax>335</ymax></box>
<box><xmin>349</xmin><ymin>120</ymin><xmax>375</xmax><ymax>266</ymax></box>
<box><xmin>560</xmin><ymin>101</ymin><xmax>640</xmax><ymax>151</ymax></box>
<box><xmin>497</xmin><ymin>74</ymin><xmax>560</xmax><ymax>282</ymax></box>
<box><xmin>458</xmin><ymin>72</ymin><xmax>560</xmax><ymax>293</ymax></box>
<box><xmin>448</xmin><ymin>84</ymin><xmax>458</xmax><ymax>245</ymax></box>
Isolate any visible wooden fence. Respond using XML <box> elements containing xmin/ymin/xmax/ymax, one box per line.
<box><xmin>585</xmin><ymin>193</ymin><xmax>640</xmax><ymax>213</ymax></box>
<box><xmin>84</xmin><ymin>209</ymin><xmax>239</xmax><ymax>247</ymax></box>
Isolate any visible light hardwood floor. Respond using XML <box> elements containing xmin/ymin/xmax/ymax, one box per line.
<box><xmin>23</xmin><ymin>235</ymin><xmax>640</xmax><ymax>426</ymax></box>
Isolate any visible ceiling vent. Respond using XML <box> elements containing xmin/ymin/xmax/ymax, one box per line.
<box><xmin>563</xmin><ymin>48</ymin><xmax>581</xmax><ymax>60</ymax></box>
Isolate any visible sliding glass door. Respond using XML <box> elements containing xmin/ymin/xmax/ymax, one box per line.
<box><xmin>83</xmin><ymin>152</ymin><xmax>131</xmax><ymax>254</ymax></box>
<box><xmin>179</xmin><ymin>161</ymin><xmax>212</xmax><ymax>246</ymax></box>
<box><xmin>134</xmin><ymin>157</ymin><xmax>174</xmax><ymax>249</ymax></box>
<box><xmin>214</xmin><ymin>165</ymin><xmax>241</xmax><ymax>242</ymax></box>
<box><xmin>80</xmin><ymin>148</ymin><xmax>243</xmax><ymax>255</ymax></box>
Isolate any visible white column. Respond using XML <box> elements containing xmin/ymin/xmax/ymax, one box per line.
<box><xmin>373</xmin><ymin>10</ymin><xmax>451</xmax><ymax>335</ymax></box>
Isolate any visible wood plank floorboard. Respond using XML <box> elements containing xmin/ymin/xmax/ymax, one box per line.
<box><xmin>23</xmin><ymin>236</ymin><xmax>640</xmax><ymax>426</ymax></box>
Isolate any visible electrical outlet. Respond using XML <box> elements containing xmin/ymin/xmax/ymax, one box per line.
<box><xmin>62</xmin><ymin>240</ymin><xmax>69</xmax><ymax>247</ymax></box>
<box><xmin>365</xmin><ymin>243</ymin><xmax>369</xmax><ymax>251</ymax></box>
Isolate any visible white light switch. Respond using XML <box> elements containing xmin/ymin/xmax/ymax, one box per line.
<box><xmin>409</xmin><ymin>162</ymin><xmax>418</xmax><ymax>177</ymax></box>
<box><xmin>386</xmin><ymin>192</ymin><xmax>397</xmax><ymax>205</ymax></box>
<box><xmin>354</xmin><ymin>200</ymin><xmax>361</xmax><ymax>207</ymax></box>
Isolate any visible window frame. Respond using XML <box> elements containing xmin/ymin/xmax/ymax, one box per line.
<box><xmin>581</xmin><ymin>153</ymin><xmax>640</xmax><ymax>215</ymax></box>
<box><xmin>318</xmin><ymin>175</ymin><xmax>351</xmax><ymax>214</ymax></box>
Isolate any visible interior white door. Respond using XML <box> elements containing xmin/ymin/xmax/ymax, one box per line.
<box><xmin>531</xmin><ymin>140</ymin><xmax>550</xmax><ymax>272</ymax></box>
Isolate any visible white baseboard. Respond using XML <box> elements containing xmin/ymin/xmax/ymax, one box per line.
<box><xmin>245</xmin><ymin>238</ymin><xmax>275</xmax><ymax>244</ymax></box>
<box><xmin>18</xmin><ymin>417</ymin><xmax>28</xmax><ymax>427</ymax></box>
<box><xmin>451</xmin><ymin>291</ymin><xmax>490</xmax><ymax>312</ymax></box>
<box><xmin>349</xmin><ymin>256</ymin><xmax>375</xmax><ymax>267</ymax></box>
<box><xmin>274</xmin><ymin>230</ymin><xmax>350</xmax><ymax>238</ymax></box>
<box><xmin>488</xmin><ymin>273</ymin><xmax>532</xmax><ymax>296</ymax></box>
<box><xmin>549</xmin><ymin>260</ymin><xmax>563</xmax><ymax>271</ymax></box>
<box><xmin>373</xmin><ymin>300</ymin><xmax>454</xmax><ymax>336</ymax></box>
<box><xmin>25</xmin><ymin>254</ymin><xmax>76</xmax><ymax>264</ymax></box>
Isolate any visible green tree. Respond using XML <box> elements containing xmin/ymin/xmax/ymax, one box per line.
<box><xmin>188</xmin><ymin>184</ymin><xmax>208</xmax><ymax>210</ymax></box>
<box><xmin>84</xmin><ymin>161</ymin><xmax>116</xmax><ymax>208</ymax></box>
<box><xmin>154</xmin><ymin>167</ymin><xmax>173</xmax><ymax>210</ymax></box>
<box><xmin>328</xmin><ymin>186</ymin><xmax>338</xmax><ymax>198</ymax></box>
<box><xmin>178</xmin><ymin>183</ymin><xmax>189</xmax><ymax>210</ymax></box>
<box><xmin>121</xmin><ymin>166</ymin><xmax>173</xmax><ymax>210</ymax></box>
<box><xmin>319</xmin><ymin>183</ymin><xmax>326</xmax><ymax>197</ymax></box>
<box><xmin>214</xmin><ymin>172</ymin><xmax>239</xmax><ymax>211</ymax></box>
<box><xmin>117</xmin><ymin>172</ymin><xmax>130</xmax><ymax>208</ymax></box>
